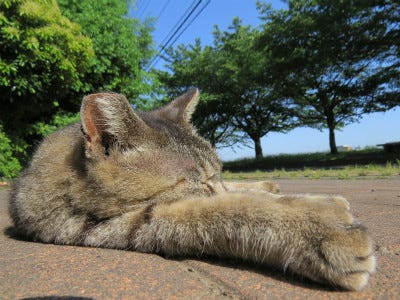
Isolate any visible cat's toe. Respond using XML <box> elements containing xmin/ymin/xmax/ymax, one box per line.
<box><xmin>321</xmin><ymin>222</ymin><xmax>376</xmax><ymax>291</ymax></box>
<box><xmin>314</xmin><ymin>199</ymin><xmax>354</xmax><ymax>225</ymax></box>
<box><xmin>330</xmin><ymin>196</ymin><xmax>350</xmax><ymax>210</ymax></box>
<box><xmin>334</xmin><ymin>268</ymin><xmax>374</xmax><ymax>291</ymax></box>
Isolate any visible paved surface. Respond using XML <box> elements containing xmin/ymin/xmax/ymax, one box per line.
<box><xmin>1</xmin><ymin>179</ymin><xmax>399</xmax><ymax>299</ymax></box>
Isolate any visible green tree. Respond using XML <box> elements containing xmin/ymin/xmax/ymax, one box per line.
<box><xmin>158</xmin><ymin>40</ymin><xmax>241</xmax><ymax>148</ymax></box>
<box><xmin>214</xmin><ymin>20</ymin><xmax>298</xmax><ymax>158</ymax></box>
<box><xmin>161</xmin><ymin>20</ymin><xmax>298</xmax><ymax>158</ymax></box>
<box><xmin>58</xmin><ymin>0</ymin><xmax>156</xmax><ymax>107</ymax></box>
<box><xmin>258</xmin><ymin>0</ymin><xmax>400</xmax><ymax>154</ymax></box>
<box><xmin>30</xmin><ymin>111</ymin><xmax>79</xmax><ymax>137</ymax></box>
<box><xmin>0</xmin><ymin>0</ymin><xmax>94</xmax><ymax>144</ymax></box>
<box><xmin>0</xmin><ymin>125</ymin><xmax>21</xmax><ymax>179</ymax></box>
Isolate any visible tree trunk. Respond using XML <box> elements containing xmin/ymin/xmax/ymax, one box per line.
<box><xmin>325</xmin><ymin>106</ymin><xmax>338</xmax><ymax>155</ymax></box>
<box><xmin>254</xmin><ymin>137</ymin><xmax>263</xmax><ymax>159</ymax></box>
<box><xmin>329</xmin><ymin>126</ymin><xmax>338</xmax><ymax>154</ymax></box>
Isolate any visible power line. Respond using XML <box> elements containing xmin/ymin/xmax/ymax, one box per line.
<box><xmin>154</xmin><ymin>0</ymin><xmax>210</xmax><ymax>67</ymax></box>
<box><xmin>134</xmin><ymin>0</ymin><xmax>144</xmax><ymax>16</ymax></box>
<box><xmin>148</xmin><ymin>0</ymin><xmax>210</xmax><ymax>70</ymax></box>
<box><xmin>138</xmin><ymin>0</ymin><xmax>152</xmax><ymax>19</ymax></box>
<box><xmin>156</xmin><ymin>0</ymin><xmax>172</xmax><ymax>20</ymax></box>
<box><xmin>157</xmin><ymin>0</ymin><xmax>199</xmax><ymax>53</ymax></box>
<box><xmin>158</xmin><ymin>0</ymin><xmax>203</xmax><ymax>54</ymax></box>
<box><xmin>168</xmin><ymin>0</ymin><xmax>210</xmax><ymax>50</ymax></box>
<box><xmin>148</xmin><ymin>0</ymin><xmax>202</xmax><ymax>70</ymax></box>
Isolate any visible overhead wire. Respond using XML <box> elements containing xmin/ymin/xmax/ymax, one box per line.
<box><xmin>151</xmin><ymin>0</ymin><xmax>210</xmax><ymax>68</ymax></box>
<box><xmin>155</xmin><ymin>0</ymin><xmax>198</xmax><ymax>53</ymax></box>
<box><xmin>138</xmin><ymin>0</ymin><xmax>152</xmax><ymax>19</ymax></box>
<box><xmin>168</xmin><ymin>0</ymin><xmax>211</xmax><ymax>50</ymax></box>
<box><xmin>134</xmin><ymin>0</ymin><xmax>143</xmax><ymax>16</ymax></box>
<box><xmin>157</xmin><ymin>0</ymin><xmax>202</xmax><ymax>52</ymax></box>
<box><xmin>147</xmin><ymin>0</ymin><xmax>211</xmax><ymax>70</ymax></box>
<box><xmin>156</xmin><ymin>0</ymin><xmax>172</xmax><ymax>20</ymax></box>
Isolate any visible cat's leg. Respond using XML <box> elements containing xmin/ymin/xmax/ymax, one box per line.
<box><xmin>224</xmin><ymin>181</ymin><xmax>351</xmax><ymax>211</ymax></box>
<box><xmin>224</xmin><ymin>181</ymin><xmax>280</xmax><ymax>193</ymax></box>
<box><xmin>133</xmin><ymin>192</ymin><xmax>375</xmax><ymax>291</ymax></box>
<box><xmin>53</xmin><ymin>191</ymin><xmax>374</xmax><ymax>290</ymax></box>
<box><xmin>50</xmin><ymin>207</ymin><xmax>148</xmax><ymax>249</ymax></box>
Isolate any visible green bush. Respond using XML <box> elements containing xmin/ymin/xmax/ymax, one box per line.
<box><xmin>31</xmin><ymin>111</ymin><xmax>80</xmax><ymax>137</ymax></box>
<box><xmin>0</xmin><ymin>125</ymin><xmax>21</xmax><ymax>179</ymax></box>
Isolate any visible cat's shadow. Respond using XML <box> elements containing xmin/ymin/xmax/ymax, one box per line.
<box><xmin>5</xmin><ymin>225</ymin><xmax>341</xmax><ymax>293</ymax></box>
<box><xmin>5</xmin><ymin>226</ymin><xmax>34</xmax><ymax>242</ymax></box>
<box><xmin>170</xmin><ymin>255</ymin><xmax>339</xmax><ymax>292</ymax></box>
<box><xmin>21</xmin><ymin>297</ymin><xmax>94</xmax><ymax>300</ymax></box>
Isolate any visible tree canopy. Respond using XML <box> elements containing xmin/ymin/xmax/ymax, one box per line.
<box><xmin>0</xmin><ymin>0</ymin><xmax>157</xmax><ymax>172</ymax></box>
<box><xmin>0</xmin><ymin>125</ymin><xmax>21</xmax><ymax>178</ymax></box>
<box><xmin>257</xmin><ymin>0</ymin><xmax>400</xmax><ymax>153</ymax></box>
<box><xmin>158</xmin><ymin>39</ymin><xmax>241</xmax><ymax>149</ymax></box>
<box><xmin>161</xmin><ymin>19</ymin><xmax>298</xmax><ymax>158</ymax></box>
<box><xmin>58</xmin><ymin>0</ymin><xmax>156</xmax><ymax>107</ymax></box>
<box><xmin>161</xmin><ymin>0</ymin><xmax>399</xmax><ymax>156</ymax></box>
<box><xmin>0</xmin><ymin>0</ymin><xmax>93</xmax><ymax>141</ymax></box>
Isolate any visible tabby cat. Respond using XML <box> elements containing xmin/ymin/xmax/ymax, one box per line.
<box><xmin>9</xmin><ymin>89</ymin><xmax>375</xmax><ymax>291</ymax></box>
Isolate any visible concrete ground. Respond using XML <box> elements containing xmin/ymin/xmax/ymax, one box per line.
<box><xmin>0</xmin><ymin>179</ymin><xmax>399</xmax><ymax>300</ymax></box>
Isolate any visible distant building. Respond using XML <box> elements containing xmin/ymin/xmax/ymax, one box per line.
<box><xmin>337</xmin><ymin>145</ymin><xmax>353</xmax><ymax>152</ymax></box>
<box><xmin>377</xmin><ymin>142</ymin><xmax>400</xmax><ymax>153</ymax></box>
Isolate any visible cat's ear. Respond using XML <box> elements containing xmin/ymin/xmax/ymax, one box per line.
<box><xmin>80</xmin><ymin>93</ymin><xmax>148</xmax><ymax>157</ymax></box>
<box><xmin>156</xmin><ymin>88</ymin><xmax>199</xmax><ymax>125</ymax></box>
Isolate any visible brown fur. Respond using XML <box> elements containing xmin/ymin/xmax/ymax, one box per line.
<box><xmin>9</xmin><ymin>89</ymin><xmax>375</xmax><ymax>291</ymax></box>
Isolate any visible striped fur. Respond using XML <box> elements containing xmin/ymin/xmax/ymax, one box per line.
<box><xmin>9</xmin><ymin>90</ymin><xmax>375</xmax><ymax>291</ymax></box>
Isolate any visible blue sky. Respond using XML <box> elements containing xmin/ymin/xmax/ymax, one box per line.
<box><xmin>131</xmin><ymin>0</ymin><xmax>400</xmax><ymax>161</ymax></box>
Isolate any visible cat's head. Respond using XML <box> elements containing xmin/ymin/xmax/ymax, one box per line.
<box><xmin>80</xmin><ymin>89</ymin><xmax>224</xmax><ymax>213</ymax></box>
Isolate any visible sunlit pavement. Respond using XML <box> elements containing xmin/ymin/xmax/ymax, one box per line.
<box><xmin>1</xmin><ymin>179</ymin><xmax>399</xmax><ymax>299</ymax></box>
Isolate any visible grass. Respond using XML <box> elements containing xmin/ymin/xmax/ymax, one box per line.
<box><xmin>223</xmin><ymin>148</ymin><xmax>399</xmax><ymax>172</ymax></box>
<box><xmin>222</xmin><ymin>149</ymin><xmax>400</xmax><ymax>180</ymax></box>
<box><xmin>222</xmin><ymin>164</ymin><xmax>400</xmax><ymax>180</ymax></box>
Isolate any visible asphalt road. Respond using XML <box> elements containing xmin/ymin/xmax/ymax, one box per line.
<box><xmin>1</xmin><ymin>179</ymin><xmax>399</xmax><ymax>299</ymax></box>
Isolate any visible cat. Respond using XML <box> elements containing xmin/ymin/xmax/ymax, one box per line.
<box><xmin>9</xmin><ymin>89</ymin><xmax>375</xmax><ymax>291</ymax></box>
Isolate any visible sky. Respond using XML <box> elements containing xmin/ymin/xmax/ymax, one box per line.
<box><xmin>131</xmin><ymin>0</ymin><xmax>400</xmax><ymax>161</ymax></box>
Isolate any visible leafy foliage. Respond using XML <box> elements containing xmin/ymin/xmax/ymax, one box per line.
<box><xmin>158</xmin><ymin>39</ymin><xmax>242</xmax><ymax>148</ymax></box>
<box><xmin>161</xmin><ymin>19</ymin><xmax>298</xmax><ymax>158</ymax></box>
<box><xmin>58</xmin><ymin>0</ymin><xmax>157</xmax><ymax>107</ymax></box>
<box><xmin>212</xmin><ymin>20</ymin><xmax>299</xmax><ymax>158</ymax></box>
<box><xmin>257</xmin><ymin>0</ymin><xmax>400</xmax><ymax>153</ymax></box>
<box><xmin>0</xmin><ymin>0</ymin><xmax>94</xmax><ymax>140</ymax></box>
<box><xmin>0</xmin><ymin>125</ymin><xmax>21</xmax><ymax>179</ymax></box>
<box><xmin>30</xmin><ymin>111</ymin><xmax>79</xmax><ymax>137</ymax></box>
<box><xmin>0</xmin><ymin>0</ymin><xmax>157</xmax><ymax>176</ymax></box>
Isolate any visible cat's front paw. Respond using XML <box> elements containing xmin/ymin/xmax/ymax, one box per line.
<box><xmin>319</xmin><ymin>221</ymin><xmax>376</xmax><ymax>291</ymax></box>
<box><xmin>304</xmin><ymin>197</ymin><xmax>376</xmax><ymax>291</ymax></box>
<box><xmin>286</xmin><ymin>196</ymin><xmax>376</xmax><ymax>291</ymax></box>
